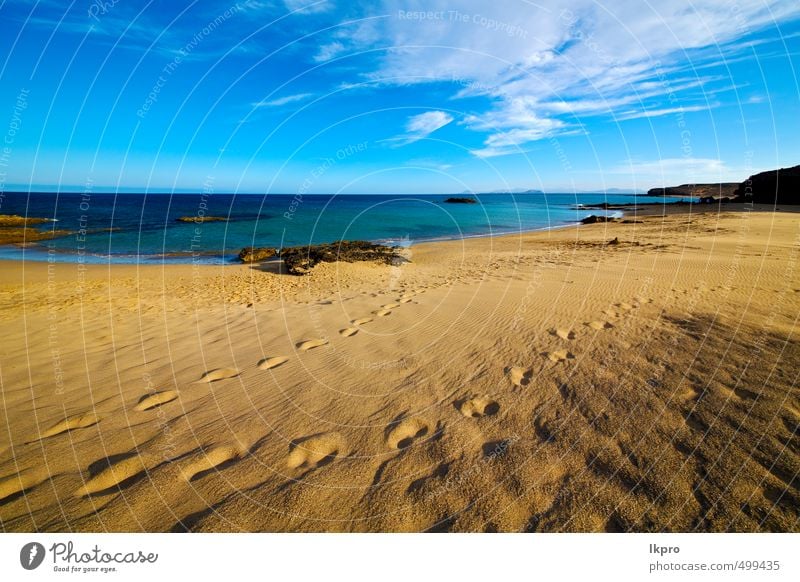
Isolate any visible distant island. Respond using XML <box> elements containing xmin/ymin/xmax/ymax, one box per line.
<box><xmin>461</xmin><ymin>189</ymin><xmax>544</xmax><ymax>195</ymax></box>
<box><xmin>175</xmin><ymin>216</ymin><xmax>228</xmax><ymax>223</ymax></box>
<box><xmin>444</xmin><ymin>197</ymin><xmax>478</xmax><ymax>204</ymax></box>
<box><xmin>585</xmin><ymin>188</ymin><xmax>644</xmax><ymax>194</ymax></box>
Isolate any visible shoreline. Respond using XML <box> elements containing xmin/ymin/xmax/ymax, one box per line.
<box><xmin>0</xmin><ymin>203</ymin><xmax>796</xmax><ymax>269</ymax></box>
<box><xmin>2</xmin><ymin>200</ymin><xmax>783</xmax><ymax>266</ymax></box>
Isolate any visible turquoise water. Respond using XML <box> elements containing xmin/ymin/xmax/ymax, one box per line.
<box><xmin>0</xmin><ymin>192</ymin><xmax>694</xmax><ymax>264</ymax></box>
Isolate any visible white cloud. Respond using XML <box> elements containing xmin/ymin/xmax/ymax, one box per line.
<box><xmin>252</xmin><ymin>93</ymin><xmax>313</xmax><ymax>107</ymax></box>
<box><xmin>387</xmin><ymin>111</ymin><xmax>454</xmax><ymax>146</ymax></box>
<box><xmin>335</xmin><ymin>0</ymin><xmax>797</xmax><ymax>156</ymax></box>
<box><xmin>464</xmin><ymin>96</ymin><xmax>566</xmax><ymax>157</ymax></box>
<box><xmin>405</xmin><ymin>111</ymin><xmax>454</xmax><ymax>139</ymax></box>
<box><xmin>617</xmin><ymin>104</ymin><xmax>716</xmax><ymax>121</ymax></box>
<box><xmin>284</xmin><ymin>0</ymin><xmax>333</xmax><ymax>14</ymax></box>
<box><xmin>314</xmin><ymin>41</ymin><xmax>346</xmax><ymax>62</ymax></box>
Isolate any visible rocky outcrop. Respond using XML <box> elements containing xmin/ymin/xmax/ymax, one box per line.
<box><xmin>733</xmin><ymin>165</ymin><xmax>800</xmax><ymax>204</ymax></box>
<box><xmin>646</xmin><ymin>183</ymin><xmax>738</xmax><ymax>198</ymax></box>
<box><xmin>444</xmin><ymin>197</ymin><xmax>477</xmax><ymax>204</ymax></box>
<box><xmin>0</xmin><ymin>214</ymin><xmax>52</xmax><ymax>226</ymax></box>
<box><xmin>580</xmin><ymin>215</ymin><xmax>618</xmax><ymax>225</ymax></box>
<box><xmin>0</xmin><ymin>214</ymin><xmax>68</xmax><ymax>244</ymax></box>
<box><xmin>0</xmin><ymin>228</ymin><xmax>71</xmax><ymax>245</ymax></box>
<box><xmin>280</xmin><ymin>241</ymin><xmax>402</xmax><ymax>275</ymax></box>
<box><xmin>237</xmin><ymin>246</ymin><xmax>278</xmax><ymax>263</ymax></box>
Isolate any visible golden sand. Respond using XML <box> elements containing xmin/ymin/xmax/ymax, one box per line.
<box><xmin>0</xmin><ymin>208</ymin><xmax>798</xmax><ymax>531</ymax></box>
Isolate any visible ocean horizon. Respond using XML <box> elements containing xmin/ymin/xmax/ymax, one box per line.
<box><xmin>0</xmin><ymin>191</ymin><xmax>695</xmax><ymax>264</ymax></box>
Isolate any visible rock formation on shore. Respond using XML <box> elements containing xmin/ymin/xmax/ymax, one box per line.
<box><xmin>734</xmin><ymin>165</ymin><xmax>800</xmax><ymax>204</ymax></box>
<box><xmin>646</xmin><ymin>183</ymin><xmax>739</xmax><ymax>198</ymax></box>
<box><xmin>237</xmin><ymin>247</ymin><xmax>278</xmax><ymax>263</ymax></box>
<box><xmin>580</xmin><ymin>215</ymin><xmax>618</xmax><ymax>224</ymax></box>
<box><xmin>646</xmin><ymin>164</ymin><xmax>800</xmax><ymax>205</ymax></box>
<box><xmin>280</xmin><ymin>241</ymin><xmax>402</xmax><ymax>275</ymax></box>
<box><xmin>237</xmin><ymin>241</ymin><xmax>402</xmax><ymax>274</ymax></box>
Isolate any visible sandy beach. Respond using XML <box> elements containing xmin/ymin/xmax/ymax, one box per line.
<box><xmin>0</xmin><ymin>206</ymin><xmax>798</xmax><ymax>532</ymax></box>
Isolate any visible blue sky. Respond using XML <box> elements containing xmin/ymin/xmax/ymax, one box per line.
<box><xmin>0</xmin><ymin>0</ymin><xmax>798</xmax><ymax>194</ymax></box>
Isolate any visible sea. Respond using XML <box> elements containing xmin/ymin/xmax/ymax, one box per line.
<box><xmin>0</xmin><ymin>192</ymin><xmax>695</xmax><ymax>264</ymax></box>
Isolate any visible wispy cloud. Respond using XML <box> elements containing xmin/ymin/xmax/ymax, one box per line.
<box><xmin>385</xmin><ymin>111</ymin><xmax>454</xmax><ymax>146</ymax></box>
<box><xmin>405</xmin><ymin>158</ymin><xmax>454</xmax><ymax>171</ymax></box>
<box><xmin>329</xmin><ymin>0</ymin><xmax>798</xmax><ymax>157</ymax></box>
<box><xmin>252</xmin><ymin>93</ymin><xmax>313</xmax><ymax>107</ymax></box>
<box><xmin>617</xmin><ymin>104</ymin><xmax>716</xmax><ymax>121</ymax></box>
<box><xmin>464</xmin><ymin>97</ymin><xmax>566</xmax><ymax>157</ymax></box>
<box><xmin>284</xmin><ymin>0</ymin><xmax>334</xmax><ymax>14</ymax></box>
<box><xmin>314</xmin><ymin>41</ymin><xmax>346</xmax><ymax>62</ymax></box>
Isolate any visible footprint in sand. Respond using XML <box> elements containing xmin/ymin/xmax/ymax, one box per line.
<box><xmin>339</xmin><ymin>327</ymin><xmax>359</xmax><ymax>337</ymax></box>
<box><xmin>134</xmin><ymin>390</ymin><xmax>179</xmax><ymax>411</ymax></box>
<box><xmin>615</xmin><ymin>302</ymin><xmax>634</xmax><ymax>311</ymax></box>
<box><xmin>258</xmin><ymin>356</ymin><xmax>289</xmax><ymax>370</ymax></box>
<box><xmin>550</xmin><ymin>328</ymin><xmax>576</xmax><ymax>340</ymax></box>
<box><xmin>74</xmin><ymin>454</ymin><xmax>150</xmax><ymax>497</ymax></box>
<box><xmin>387</xmin><ymin>418</ymin><xmax>431</xmax><ymax>450</ymax></box>
<box><xmin>29</xmin><ymin>413</ymin><xmax>101</xmax><ymax>442</ymax></box>
<box><xmin>458</xmin><ymin>397</ymin><xmax>500</xmax><ymax>418</ymax></box>
<box><xmin>683</xmin><ymin>413</ymin><xmax>708</xmax><ymax>434</ymax></box>
<box><xmin>297</xmin><ymin>338</ymin><xmax>328</xmax><ymax>351</ymax></box>
<box><xmin>194</xmin><ymin>368</ymin><xmax>240</xmax><ymax>383</ymax></box>
<box><xmin>352</xmin><ymin>317</ymin><xmax>373</xmax><ymax>325</ymax></box>
<box><xmin>374</xmin><ymin>309</ymin><xmax>392</xmax><ymax>317</ymax></box>
<box><xmin>676</xmin><ymin>385</ymin><xmax>704</xmax><ymax>404</ymax></box>
<box><xmin>181</xmin><ymin>444</ymin><xmax>245</xmax><ymax>482</ymax></box>
<box><xmin>0</xmin><ymin>468</ymin><xmax>49</xmax><ymax>501</ymax></box>
<box><xmin>398</xmin><ymin>297</ymin><xmax>413</xmax><ymax>304</ymax></box>
<box><xmin>508</xmin><ymin>366</ymin><xmax>533</xmax><ymax>387</ymax></box>
<box><xmin>586</xmin><ymin>321</ymin><xmax>614</xmax><ymax>330</ymax></box>
<box><xmin>382</xmin><ymin>303</ymin><xmax>400</xmax><ymax>309</ymax></box>
<box><xmin>602</xmin><ymin>309</ymin><xmax>618</xmax><ymax>318</ymax></box>
<box><xmin>286</xmin><ymin>433</ymin><xmax>347</xmax><ymax>469</ymax></box>
<box><xmin>544</xmin><ymin>350</ymin><xmax>574</xmax><ymax>363</ymax></box>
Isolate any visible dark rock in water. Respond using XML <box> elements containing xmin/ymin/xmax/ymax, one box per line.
<box><xmin>733</xmin><ymin>165</ymin><xmax>800</xmax><ymax>204</ymax></box>
<box><xmin>176</xmin><ymin>216</ymin><xmax>228</xmax><ymax>223</ymax></box>
<box><xmin>238</xmin><ymin>246</ymin><xmax>278</xmax><ymax>263</ymax></box>
<box><xmin>280</xmin><ymin>240</ymin><xmax>402</xmax><ymax>275</ymax></box>
<box><xmin>573</xmin><ymin>202</ymin><xmax>638</xmax><ymax>210</ymax></box>
<box><xmin>580</xmin><ymin>215</ymin><xmax>618</xmax><ymax>224</ymax></box>
<box><xmin>444</xmin><ymin>197</ymin><xmax>477</xmax><ymax>204</ymax></box>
